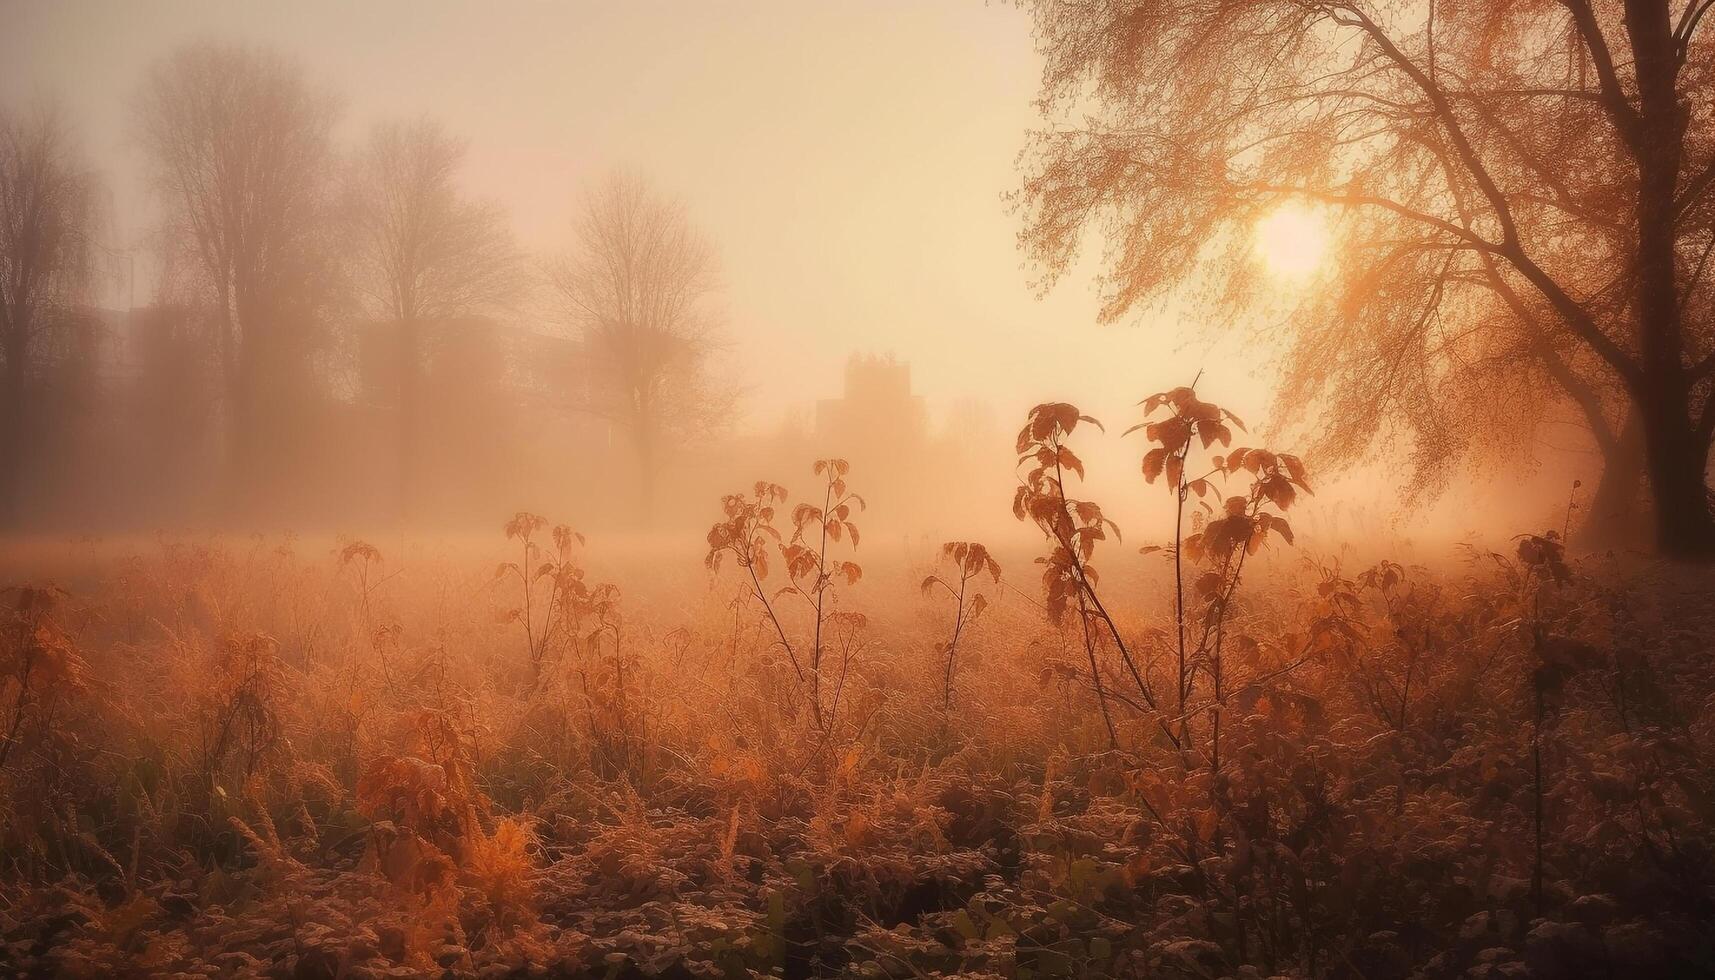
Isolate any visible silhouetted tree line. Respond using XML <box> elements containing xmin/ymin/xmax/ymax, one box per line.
<box><xmin>1</xmin><ymin>41</ymin><xmax>733</xmax><ymax>532</ymax></box>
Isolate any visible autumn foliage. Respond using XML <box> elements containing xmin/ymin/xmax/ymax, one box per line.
<box><xmin>2</xmin><ymin>388</ymin><xmax>1715</xmax><ymax>979</ymax></box>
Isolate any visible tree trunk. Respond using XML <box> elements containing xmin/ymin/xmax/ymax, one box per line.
<box><xmin>1580</xmin><ymin>412</ymin><xmax>1650</xmax><ymax>550</ymax></box>
<box><xmin>634</xmin><ymin>422</ymin><xmax>656</xmax><ymax>529</ymax></box>
<box><xmin>396</xmin><ymin>317</ymin><xmax>419</xmax><ymax>524</ymax></box>
<box><xmin>224</xmin><ymin>344</ymin><xmax>256</xmax><ymax>523</ymax></box>
<box><xmin>224</xmin><ymin>290</ymin><xmax>273</xmax><ymax>525</ymax></box>
<box><xmin>1624</xmin><ymin>0</ymin><xmax>1712</xmax><ymax>559</ymax></box>
<box><xmin>1639</xmin><ymin>387</ymin><xmax>1715</xmax><ymax>559</ymax></box>
<box><xmin>0</xmin><ymin>352</ymin><xmax>27</xmax><ymax>527</ymax></box>
<box><xmin>218</xmin><ymin>281</ymin><xmax>248</xmax><ymax>522</ymax></box>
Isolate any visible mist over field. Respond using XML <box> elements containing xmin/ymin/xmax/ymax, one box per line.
<box><xmin>0</xmin><ymin>0</ymin><xmax>1597</xmax><ymax>549</ymax></box>
<box><xmin>3</xmin><ymin>2</ymin><xmax>1715</xmax><ymax>979</ymax></box>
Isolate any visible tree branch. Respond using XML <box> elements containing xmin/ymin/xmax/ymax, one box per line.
<box><xmin>1559</xmin><ymin>0</ymin><xmax>1645</xmax><ymax>144</ymax></box>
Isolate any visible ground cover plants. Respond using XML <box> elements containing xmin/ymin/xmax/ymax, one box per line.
<box><xmin>2</xmin><ymin>387</ymin><xmax>1714</xmax><ymax>979</ymax></box>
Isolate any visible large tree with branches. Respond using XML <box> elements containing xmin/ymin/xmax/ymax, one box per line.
<box><xmin>347</xmin><ymin>118</ymin><xmax>523</xmax><ymax>519</ymax></box>
<box><xmin>135</xmin><ymin>42</ymin><xmax>338</xmax><ymax>511</ymax></box>
<box><xmin>548</xmin><ymin>173</ymin><xmax>732</xmax><ymax>525</ymax></box>
<box><xmin>1017</xmin><ymin>0</ymin><xmax>1715</xmax><ymax>557</ymax></box>
<box><xmin>0</xmin><ymin>102</ymin><xmax>98</xmax><ymax>526</ymax></box>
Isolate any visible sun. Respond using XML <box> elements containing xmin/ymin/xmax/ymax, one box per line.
<box><xmin>1254</xmin><ymin>204</ymin><xmax>1332</xmax><ymax>281</ymax></box>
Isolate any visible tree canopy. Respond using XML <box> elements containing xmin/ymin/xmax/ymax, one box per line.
<box><xmin>1017</xmin><ymin>0</ymin><xmax>1715</xmax><ymax>556</ymax></box>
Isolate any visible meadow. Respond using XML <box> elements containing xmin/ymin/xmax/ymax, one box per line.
<box><xmin>7</xmin><ymin>1</ymin><xmax>1715</xmax><ymax>975</ymax></box>
<box><xmin>3</xmin><ymin>395</ymin><xmax>1713</xmax><ymax>980</ymax></box>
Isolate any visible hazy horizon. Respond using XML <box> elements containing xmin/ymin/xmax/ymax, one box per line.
<box><xmin>2</xmin><ymin>0</ymin><xmax>1271</xmax><ymax>426</ymax></box>
<box><xmin>6</xmin><ymin>5</ymin><xmax>1714</xmax><ymax>978</ymax></box>
<box><xmin>0</xmin><ymin>0</ymin><xmax>1616</xmax><ymax>548</ymax></box>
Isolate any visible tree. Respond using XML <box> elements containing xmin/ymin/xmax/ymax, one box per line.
<box><xmin>347</xmin><ymin>118</ymin><xmax>523</xmax><ymax>519</ymax></box>
<box><xmin>548</xmin><ymin>173</ymin><xmax>732</xmax><ymax>524</ymax></box>
<box><xmin>1016</xmin><ymin>0</ymin><xmax>1715</xmax><ymax>558</ymax></box>
<box><xmin>0</xmin><ymin>102</ymin><xmax>98</xmax><ymax>526</ymax></box>
<box><xmin>134</xmin><ymin>42</ymin><xmax>338</xmax><ymax>512</ymax></box>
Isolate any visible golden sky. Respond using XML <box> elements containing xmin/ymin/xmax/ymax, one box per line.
<box><xmin>2</xmin><ymin>1</ymin><xmax>1279</xmax><ymax>429</ymax></box>
<box><xmin>4</xmin><ymin>1</ymin><xmax>1593</xmax><ymax>544</ymax></box>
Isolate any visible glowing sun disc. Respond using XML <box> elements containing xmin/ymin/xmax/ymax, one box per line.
<box><xmin>1255</xmin><ymin>205</ymin><xmax>1331</xmax><ymax>280</ymax></box>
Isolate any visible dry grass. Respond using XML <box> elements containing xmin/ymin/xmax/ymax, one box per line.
<box><xmin>1</xmin><ymin>494</ymin><xmax>1713</xmax><ymax>978</ymax></box>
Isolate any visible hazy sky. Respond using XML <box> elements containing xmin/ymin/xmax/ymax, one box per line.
<box><xmin>2</xmin><ymin>0</ymin><xmax>1282</xmax><ymax>431</ymax></box>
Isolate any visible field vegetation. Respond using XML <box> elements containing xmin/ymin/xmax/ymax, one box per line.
<box><xmin>3</xmin><ymin>389</ymin><xmax>1713</xmax><ymax>979</ymax></box>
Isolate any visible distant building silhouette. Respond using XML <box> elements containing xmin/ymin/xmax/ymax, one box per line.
<box><xmin>807</xmin><ymin>353</ymin><xmax>934</xmax><ymax>530</ymax></box>
<box><xmin>815</xmin><ymin>353</ymin><xmax>927</xmax><ymax>453</ymax></box>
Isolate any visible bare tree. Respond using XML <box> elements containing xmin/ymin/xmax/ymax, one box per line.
<box><xmin>134</xmin><ymin>42</ymin><xmax>338</xmax><ymax>510</ymax></box>
<box><xmin>0</xmin><ymin>102</ymin><xmax>99</xmax><ymax>525</ymax></box>
<box><xmin>548</xmin><ymin>173</ymin><xmax>732</xmax><ymax>524</ymax></box>
<box><xmin>1017</xmin><ymin>0</ymin><xmax>1715</xmax><ymax>558</ymax></box>
<box><xmin>347</xmin><ymin>118</ymin><xmax>523</xmax><ymax>519</ymax></box>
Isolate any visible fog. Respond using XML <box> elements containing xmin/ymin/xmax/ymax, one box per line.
<box><xmin>10</xmin><ymin>6</ymin><xmax>1715</xmax><ymax>974</ymax></box>
<box><xmin>0</xmin><ymin>0</ymin><xmax>1602</xmax><ymax>554</ymax></box>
